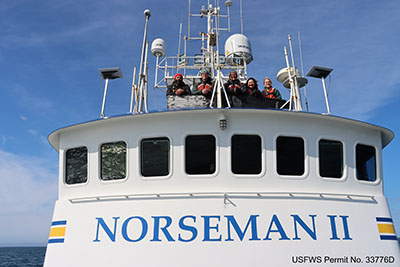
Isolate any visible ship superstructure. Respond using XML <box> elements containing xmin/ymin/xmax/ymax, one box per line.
<box><xmin>44</xmin><ymin>1</ymin><xmax>400</xmax><ymax>266</ymax></box>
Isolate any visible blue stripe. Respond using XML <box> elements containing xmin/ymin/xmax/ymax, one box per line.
<box><xmin>48</xmin><ymin>238</ymin><xmax>65</xmax><ymax>244</ymax></box>
<box><xmin>380</xmin><ymin>235</ymin><xmax>397</xmax><ymax>240</ymax></box>
<box><xmin>376</xmin><ymin>217</ymin><xmax>393</xmax><ymax>223</ymax></box>
<box><xmin>51</xmin><ymin>220</ymin><xmax>67</xmax><ymax>226</ymax></box>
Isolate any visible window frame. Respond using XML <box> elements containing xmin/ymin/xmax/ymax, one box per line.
<box><xmin>274</xmin><ymin>135</ymin><xmax>308</xmax><ymax>179</ymax></box>
<box><xmin>317</xmin><ymin>138</ymin><xmax>346</xmax><ymax>180</ymax></box>
<box><xmin>140</xmin><ymin>136</ymin><xmax>171</xmax><ymax>179</ymax></box>
<box><xmin>355</xmin><ymin>142</ymin><xmax>379</xmax><ymax>183</ymax></box>
<box><xmin>99</xmin><ymin>140</ymin><xmax>128</xmax><ymax>182</ymax></box>
<box><xmin>230</xmin><ymin>133</ymin><xmax>265</xmax><ymax>178</ymax></box>
<box><xmin>64</xmin><ymin>145</ymin><xmax>89</xmax><ymax>186</ymax></box>
<box><xmin>184</xmin><ymin>133</ymin><xmax>219</xmax><ymax>178</ymax></box>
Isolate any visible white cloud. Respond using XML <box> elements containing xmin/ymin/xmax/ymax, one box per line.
<box><xmin>0</xmin><ymin>150</ymin><xmax>58</xmax><ymax>246</ymax></box>
<box><xmin>28</xmin><ymin>129</ymin><xmax>39</xmax><ymax>136</ymax></box>
<box><xmin>20</xmin><ymin>115</ymin><xmax>28</xmax><ymax>121</ymax></box>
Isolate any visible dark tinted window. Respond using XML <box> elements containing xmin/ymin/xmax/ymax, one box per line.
<box><xmin>319</xmin><ymin>139</ymin><xmax>343</xmax><ymax>178</ymax></box>
<box><xmin>101</xmin><ymin>141</ymin><xmax>127</xmax><ymax>180</ymax></box>
<box><xmin>65</xmin><ymin>146</ymin><xmax>88</xmax><ymax>184</ymax></box>
<box><xmin>356</xmin><ymin>144</ymin><xmax>376</xmax><ymax>181</ymax></box>
<box><xmin>141</xmin><ymin>137</ymin><xmax>170</xmax><ymax>177</ymax></box>
<box><xmin>276</xmin><ymin>136</ymin><xmax>304</xmax><ymax>176</ymax></box>
<box><xmin>185</xmin><ymin>135</ymin><xmax>216</xmax><ymax>175</ymax></box>
<box><xmin>232</xmin><ymin>135</ymin><xmax>262</xmax><ymax>174</ymax></box>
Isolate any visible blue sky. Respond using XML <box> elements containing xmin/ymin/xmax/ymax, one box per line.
<box><xmin>0</xmin><ymin>0</ymin><xmax>399</xmax><ymax>246</ymax></box>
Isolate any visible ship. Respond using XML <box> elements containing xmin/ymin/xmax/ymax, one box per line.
<box><xmin>44</xmin><ymin>1</ymin><xmax>400</xmax><ymax>266</ymax></box>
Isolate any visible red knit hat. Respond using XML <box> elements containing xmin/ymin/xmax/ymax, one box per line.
<box><xmin>174</xmin><ymin>73</ymin><xmax>183</xmax><ymax>80</ymax></box>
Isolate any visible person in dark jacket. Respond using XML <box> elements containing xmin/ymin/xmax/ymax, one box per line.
<box><xmin>261</xmin><ymin>77</ymin><xmax>282</xmax><ymax>100</ymax></box>
<box><xmin>167</xmin><ymin>73</ymin><xmax>191</xmax><ymax>96</ymax></box>
<box><xmin>224</xmin><ymin>70</ymin><xmax>242</xmax><ymax>95</ymax></box>
<box><xmin>241</xmin><ymin>77</ymin><xmax>261</xmax><ymax>97</ymax></box>
<box><xmin>192</xmin><ymin>69</ymin><xmax>213</xmax><ymax>98</ymax></box>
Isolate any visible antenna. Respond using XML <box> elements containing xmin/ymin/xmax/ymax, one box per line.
<box><xmin>240</xmin><ymin>0</ymin><xmax>243</xmax><ymax>34</ymax></box>
<box><xmin>298</xmin><ymin>32</ymin><xmax>309</xmax><ymax>111</ymax></box>
<box><xmin>134</xmin><ymin>9</ymin><xmax>151</xmax><ymax>113</ymax></box>
<box><xmin>177</xmin><ymin>23</ymin><xmax>183</xmax><ymax>71</ymax></box>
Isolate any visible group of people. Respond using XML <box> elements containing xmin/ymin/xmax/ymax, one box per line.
<box><xmin>167</xmin><ymin>70</ymin><xmax>282</xmax><ymax>101</ymax></box>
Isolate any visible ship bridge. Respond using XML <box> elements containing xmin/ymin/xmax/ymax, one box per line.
<box><xmin>48</xmin><ymin>108</ymin><xmax>393</xmax><ymax>202</ymax></box>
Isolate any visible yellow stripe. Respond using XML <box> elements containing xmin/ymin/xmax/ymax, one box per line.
<box><xmin>378</xmin><ymin>224</ymin><xmax>395</xmax><ymax>234</ymax></box>
<box><xmin>49</xmin><ymin>227</ymin><xmax>66</xmax><ymax>237</ymax></box>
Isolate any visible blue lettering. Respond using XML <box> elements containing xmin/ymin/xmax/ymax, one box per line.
<box><xmin>291</xmin><ymin>214</ymin><xmax>317</xmax><ymax>240</ymax></box>
<box><xmin>264</xmin><ymin>214</ymin><xmax>290</xmax><ymax>240</ymax></box>
<box><xmin>121</xmin><ymin>216</ymin><xmax>148</xmax><ymax>242</ymax></box>
<box><xmin>328</xmin><ymin>215</ymin><xmax>340</xmax><ymax>240</ymax></box>
<box><xmin>202</xmin><ymin>216</ymin><xmax>222</xmax><ymax>241</ymax></box>
<box><xmin>225</xmin><ymin>215</ymin><xmax>260</xmax><ymax>241</ymax></box>
<box><xmin>340</xmin><ymin>216</ymin><xmax>352</xmax><ymax>240</ymax></box>
<box><xmin>93</xmin><ymin>217</ymin><xmax>119</xmax><ymax>242</ymax></box>
<box><xmin>178</xmin><ymin>215</ymin><xmax>198</xmax><ymax>242</ymax></box>
<box><xmin>151</xmin><ymin>216</ymin><xmax>175</xmax><ymax>242</ymax></box>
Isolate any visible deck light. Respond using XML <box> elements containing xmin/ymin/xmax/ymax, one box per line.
<box><xmin>307</xmin><ymin>66</ymin><xmax>333</xmax><ymax>114</ymax></box>
<box><xmin>98</xmin><ymin>67</ymin><xmax>122</xmax><ymax>118</ymax></box>
<box><xmin>219</xmin><ymin>113</ymin><xmax>227</xmax><ymax>130</ymax></box>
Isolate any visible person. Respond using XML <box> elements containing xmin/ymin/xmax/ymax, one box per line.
<box><xmin>192</xmin><ymin>69</ymin><xmax>213</xmax><ymax>98</ymax></box>
<box><xmin>224</xmin><ymin>70</ymin><xmax>242</xmax><ymax>96</ymax></box>
<box><xmin>261</xmin><ymin>77</ymin><xmax>282</xmax><ymax>100</ymax></box>
<box><xmin>167</xmin><ymin>73</ymin><xmax>191</xmax><ymax>96</ymax></box>
<box><xmin>241</xmin><ymin>77</ymin><xmax>261</xmax><ymax>97</ymax></box>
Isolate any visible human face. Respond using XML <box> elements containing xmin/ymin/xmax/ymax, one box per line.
<box><xmin>175</xmin><ymin>75</ymin><xmax>182</xmax><ymax>81</ymax></box>
<box><xmin>264</xmin><ymin>78</ymin><xmax>272</xmax><ymax>88</ymax></box>
<box><xmin>229</xmin><ymin>72</ymin><xmax>237</xmax><ymax>80</ymax></box>
<box><xmin>201</xmin><ymin>72</ymin><xmax>208</xmax><ymax>81</ymax></box>
<box><xmin>248</xmin><ymin>79</ymin><xmax>255</xmax><ymax>88</ymax></box>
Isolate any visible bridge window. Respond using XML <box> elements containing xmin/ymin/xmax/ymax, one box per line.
<box><xmin>65</xmin><ymin>146</ymin><xmax>88</xmax><ymax>184</ymax></box>
<box><xmin>101</xmin><ymin>141</ymin><xmax>127</xmax><ymax>180</ymax></box>
<box><xmin>319</xmin><ymin>139</ymin><xmax>343</xmax><ymax>178</ymax></box>
<box><xmin>356</xmin><ymin>144</ymin><xmax>376</xmax><ymax>181</ymax></box>
<box><xmin>231</xmin><ymin>135</ymin><xmax>262</xmax><ymax>174</ymax></box>
<box><xmin>276</xmin><ymin>136</ymin><xmax>304</xmax><ymax>176</ymax></box>
<box><xmin>141</xmin><ymin>137</ymin><xmax>170</xmax><ymax>177</ymax></box>
<box><xmin>185</xmin><ymin>135</ymin><xmax>216</xmax><ymax>175</ymax></box>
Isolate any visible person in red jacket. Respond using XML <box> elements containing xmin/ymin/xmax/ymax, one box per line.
<box><xmin>262</xmin><ymin>77</ymin><xmax>282</xmax><ymax>100</ymax></box>
<box><xmin>241</xmin><ymin>77</ymin><xmax>261</xmax><ymax>97</ymax></box>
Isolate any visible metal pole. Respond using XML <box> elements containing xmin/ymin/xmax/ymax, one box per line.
<box><xmin>284</xmin><ymin>47</ymin><xmax>294</xmax><ymax>111</ymax></box>
<box><xmin>288</xmin><ymin>34</ymin><xmax>302</xmax><ymax>111</ymax></box>
<box><xmin>144</xmin><ymin>41</ymin><xmax>149</xmax><ymax>113</ymax></box>
<box><xmin>154</xmin><ymin>56</ymin><xmax>159</xmax><ymax>88</ymax></box>
<box><xmin>321</xmin><ymin>77</ymin><xmax>331</xmax><ymax>114</ymax></box>
<box><xmin>136</xmin><ymin>10</ymin><xmax>151</xmax><ymax>113</ymax></box>
<box><xmin>130</xmin><ymin>66</ymin><xmax>137</xmax><ymax>113</ymax></box>
<box><xmin>100</xmin><ymin>78</ymin><xmax>109</xmax><ymax>118</ymax></box>
<box><xmin>240</xmin><ymin>0</ymin><xmax>243</xmax><ymax>34</ymax></box>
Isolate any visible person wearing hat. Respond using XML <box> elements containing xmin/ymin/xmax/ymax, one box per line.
<box><xmin>167</xmin><ymin>73</ymin><xmax>191</xmax><ymax>96</ymax></box>
<box><xmin>193</xmin><ymin>69</ymin><xmax>213</xmax><ymax>98</ymax></box>
<box><xmin>261</xmin><ymin>77</ymin><xmax>282</xmax><ymax>100</ymax></box>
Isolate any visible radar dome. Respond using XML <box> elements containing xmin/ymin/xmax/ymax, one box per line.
<box><xmin>151</xmin><ymin>38</ymin><xmax>166</xmax><ymax>57</ymax></box>
<box><xmin>277</xmin><ymin>67</ymin><xmax>308</xmax><ymax>89</ymax></box>
<box><xmin>224</xmin><ymin>34</ymin><xmax>253</xmax><ymax>66</ymax></box>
